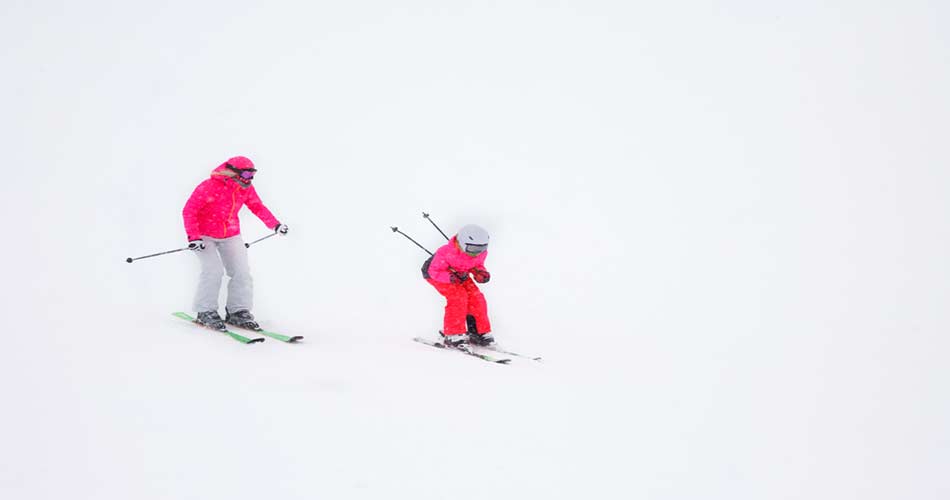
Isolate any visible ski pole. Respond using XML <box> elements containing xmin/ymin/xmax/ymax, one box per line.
<box><xmin>422</xmin><ymin>212</ymin><xmax>450</xmax><ymax>241</ymax></box>
<box><xmin>126</xmin><ymin>246</ymin><xmax>190</xmax><ymax>263</ymax></box>
<box><xmin>391</xmin><ymin>226</ymin><xmax>433</xmax><ymax>256</ymax></box>
<box><xmin>245</xmin><ymin>232</ymin><xmax>278</xmax><ymax>248</ymax></box>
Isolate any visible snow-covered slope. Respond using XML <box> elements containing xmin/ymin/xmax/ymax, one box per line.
<box><xmin>2</xmin><ymin>2</ymin><xmax>949</xmax><ymax>499</ymax></box>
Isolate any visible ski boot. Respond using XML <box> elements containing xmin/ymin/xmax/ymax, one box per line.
<box><xmin>469</xmin><ymin>332</ymin><xmax>495</xmax><ymax>346</ymax></box>
<box><xmin>195</xmin><ymin>311</ymin><xmax>227</xmax><ymax>331</ymax></box>
<box><xmin>440</xmin><ymin>332</ymin><xmax>472</xmax><ymax>351</ymax></box>
<box><xmin>225</xmin><ymin>308</ymin><xmax>260</xmax><ymax>330</ymax></box>
<box><xmin>465</xmin><ymin>314</ymin><xmax>495</xmax><ymax>346</ymax></box>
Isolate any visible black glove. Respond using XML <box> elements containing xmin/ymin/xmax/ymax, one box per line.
<box><xmin>472</xmin><ymin>268</ymin><xmax>490</xmax><ymax>284</ymax></box>
<box><xmin>449</xmin><ymin>269</ymin><xmax>469</xmax><ymax>284</ymax></box>
<box><xmin>275</xmin><ymin>223</ymin><xmax>289</xmax><ymax>235</ymax></box>
<box><xmin>188</xmin><ymin>240</ymin><xmax>205</xmax><ymax>252</ymax></box>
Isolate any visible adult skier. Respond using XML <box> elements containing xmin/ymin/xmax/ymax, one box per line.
<box><xmin>422</xmin><ymin>224</ymin><xmax>494</xmax><ymax>348</ymax></box>
<box><xmin>182</xmin><ymin>155</ymin><xmax>288</xmax><ymax>331</ymax></box>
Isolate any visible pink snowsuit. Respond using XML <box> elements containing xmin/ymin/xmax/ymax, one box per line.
<box><xmin>182</xmin><ymin>164</ymin><xmax>280</xmax><ymax>240</ymax></box>
<box><xmin>423</xmin><ymin>236</ymin><xmax>491</xmax><ymax>335</ymax></box>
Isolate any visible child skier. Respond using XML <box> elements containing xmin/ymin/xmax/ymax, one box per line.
<box><xmin>182</xmin><ymin>156</ymin><xmax>288</xmax><ymax>331</ymax></box>
<box><xmin>422</xmin><ymin>224</ymin><xmax>494</xmax><ymax>348</ymax></box>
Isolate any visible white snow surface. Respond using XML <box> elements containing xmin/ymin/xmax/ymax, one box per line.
<box><xmin>2</xmin><ymin>2</ymin><xmax>949</xmax><ymax>499</ymax></box>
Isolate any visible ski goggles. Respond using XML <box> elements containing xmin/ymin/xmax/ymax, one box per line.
<box><xmin>225</xmin><ymin>163</ymin><xmax>257</xmax><ymax>180</ymax></box>
<box><xmin>463</xmin><ymin>243</ymin><xmax>488</xmax><ymax>255</ymax></box>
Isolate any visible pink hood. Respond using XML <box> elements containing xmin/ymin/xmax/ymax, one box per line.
<box><xmin>423</xmin><ymin>236</ymin><xmax>489</xmax><ymax>284</ymax></box>
<box><xmin>182</xmin><ymin>164</ymin><xmax>279</xmax><ymax>240</ymax></box>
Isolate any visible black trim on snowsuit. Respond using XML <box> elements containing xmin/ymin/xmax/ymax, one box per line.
<box><xmin>421</xmin><ymin>256</ymin><xmax>433</xmax><ymax>279</ymax></box>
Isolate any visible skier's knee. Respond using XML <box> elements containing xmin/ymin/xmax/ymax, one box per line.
<box><xmin>200</xmin><ymin>268</ymin><xmax>224</xmax><ymax>281</ymax></box>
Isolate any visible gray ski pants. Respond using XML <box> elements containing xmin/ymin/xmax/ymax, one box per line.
<box><xmin>193</xmin><ymin>235</ymin><xmax>253</xmax><ymax>313</ymax></box>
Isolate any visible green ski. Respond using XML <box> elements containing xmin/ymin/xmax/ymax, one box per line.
<box><xmin>172</xmin><ymin>312</ymin><xmax>265</xmax><ymax>344</ymax></box>
<box><xmin>229</xmin><ymin>324</ymin><xmax>303</xmax><ymax>343</ymax></box>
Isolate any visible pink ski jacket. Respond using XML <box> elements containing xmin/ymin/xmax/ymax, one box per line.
<box><xmin>422</xmin><ymin>236</ymin><xmax>489</xmax><ymax>284</ymax></box>
<box><xmin>182</xmin><ymin>164</ymin><xmax>279</xmax><ymax>240</ymax></box>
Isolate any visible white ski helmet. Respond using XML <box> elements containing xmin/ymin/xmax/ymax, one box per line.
<box><xmin>457</xmin><ymin>224</ymin><xmax>489</xmax><ymax>255</ymax></box>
